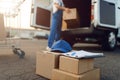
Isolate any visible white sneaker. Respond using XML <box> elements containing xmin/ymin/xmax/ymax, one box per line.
<box><xmin>46</xmin><ymin>46</ymin><xmax>51</xmax><ymax>51</ymax></box>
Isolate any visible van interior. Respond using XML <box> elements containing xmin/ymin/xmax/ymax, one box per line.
<box><xmin>34</xmin><ymin>0</ymin><xmax>92</xmax><ymax>30</ymax></box>
<box><xmin>63</xmin><ymin>0</ymin><xmax>91</xmax><ymax>28</ymax></box>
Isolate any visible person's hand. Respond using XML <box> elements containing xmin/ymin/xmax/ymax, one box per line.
<box><xmin>65</xmin><ymin>8</ymin><xmax>71</xmax><ymax>13</ymax></box>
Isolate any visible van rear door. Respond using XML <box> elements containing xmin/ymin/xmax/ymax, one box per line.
<box><xmin>97</xmin><ymin>0</ymin><xmax>116</xmax><ymax>29</ymax></box>
<box><xmin>30</xmin><ymin>0</ymin><xmax>51</xmax><ymax>30</ymax></box>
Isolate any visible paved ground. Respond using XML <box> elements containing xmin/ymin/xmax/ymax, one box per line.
<box><xmin>0</xmin><ymin>39</ymin><xmax>120</xmax><ymax>80</ymax></box>
<box><xmin>0</xmin><ymin>39</ymin><xmax>47</xmax><ymax>80</ymax></box>
<box><xmin>74</xmin><ymin>43</ymin><xmax>120</xmax><ymax>80</ymax></box>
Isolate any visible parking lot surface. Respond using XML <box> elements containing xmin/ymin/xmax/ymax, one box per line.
<box><xmin>0</xmin><ymin>39</ymin><xmax>120</xmax><ymax>80</ymax></box>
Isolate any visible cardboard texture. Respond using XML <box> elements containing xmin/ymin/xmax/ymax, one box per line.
<box><xmin>62</xmin><ymin>20</ymin><xmax>67</xmax><ymax>31</ymax></box>
<box><xmin>62</xmin><ymin>20</ymin><xmax>80</xmax><ymax>30</ymax></box>
<box><xmin>63</xmin><ymin>8</ymin><xmax>80</xmax><ymax>28</ymax></box>
<box><xmin>0</xmin><ymin>14</ymin><xmax>6</xmax><ymax>41</ymax></box>
<box><xmin>63</xmin><ymin>8</ymin><xmax>79</xmax><ymax>20</ymax></box>
<box><xmin>52</xmin><ymin>68</ymin><xmax>100</xmax><ymax>80</ymax></box>
<box><xmin>36</xmin><ymin>51</ymin><xmax>61</xmax><ymax>79</ymax></box>
<box><xmin>59</xmin><ymin>56</ymin><xmax>94</xmax><ymax>74</ymax></box>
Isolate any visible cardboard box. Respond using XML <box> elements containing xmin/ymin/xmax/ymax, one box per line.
<box><xmin>59</xmin><ymin>56</ymin><xmax>94</xmax><ymax>74</ymax></box>
<box><xmin>52</xmin><ymin>68</ymin><xmax>100</xmax><ymax>80</ymax></box>
<box><xmin>63</xmin><ymin>8</ymin><xmax>79</xmax><ymax>20</ymax></box>
<box><xmin>63</xmin><ymin>8</ymin><xmax>80</xmax><ymax>28</ymax></box>
<box><xmin>62</xmin><ymin>20</ymin><xmax>80</xmax><ymax>30</ymax></box>
<box><xmin>36</xmin><ymin>51</ymin><xmax>61</xmax><ymax>79</ymax></box>
<box><xmin>62</xmin><ymin>20</ymin><xmax>67</xmax><ymax>31</ymax></box>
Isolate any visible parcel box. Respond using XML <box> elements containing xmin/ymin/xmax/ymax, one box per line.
<box><xmin>59</xmin><ymin>56</ymin><xmax>94</xmax><ymax>74</ymax></box>
<box><xmin>62</xmin><ymin>20</ymin><xmax>67</xmax><ymax>30</ymax></box>
<box><xmin>63</xmin><ymin>8</ymin><xmax>79</xmax><ymax>21</ymax></box>
<box><xmin>62</xmin><ymin>20</ymin><xmax>80</xmax><ymax>29</ymax></box>
<box><xmin>52</xmin><ymin>68</ymin><xmax>100</xmax><ymax>80</ymax></box>
<box><xmin>36</xmin><ymin>51</ymin><xmax>61</xmax><ymax>79</ymax></box>
<box><xmin>63</xmin><ymin>8</ymin><xmax>80</xmax><ymax>28</ymax></box>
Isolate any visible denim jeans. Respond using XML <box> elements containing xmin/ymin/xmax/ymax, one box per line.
<box><xmin>48</xmin><ymin>10</ymin><xmax>63</xmax><ymax>48</ymax></box>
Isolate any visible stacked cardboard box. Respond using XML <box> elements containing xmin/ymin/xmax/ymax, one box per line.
<box><xmin>62</xmin><ymin>8</ymin><xmax>80</xmax><ymax>29</ymax></box>
<box><xmin>36</xmin><ymin>51</ymin><xmax>61</xmax><ymax>79</ymax></box>
<box><xmin>59</xmin><ymin>56</ymin><xmax>94</xmax><ymax>74</ymax></box>
<box><xmin>36</xmin><ymin>51</ymin><xmax>100</xmax><ymax>80</ymax></box>
<box><xmin>51</xmin><ymin>56</ymin><xmax>100</xmax><ymax>80</ymax></box>
<box><xmin>62</xmin><ymin>20</ymin><xmax>67</xmax><ymax>31</ymax></box>
<box><xmin>52</xmin><ymin>68</ymin><xmax>100</xmax><ymax>80</ymax></box>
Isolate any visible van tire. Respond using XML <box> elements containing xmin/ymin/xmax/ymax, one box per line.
<box><xmin>101</xmin><ymin>31</ymin><xmax>117</xmax><ymax>51</ymax></box>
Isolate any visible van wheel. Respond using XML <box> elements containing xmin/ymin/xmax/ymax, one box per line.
<box><xmin>101</xmin><ymin>32</ymin><xmax>117</xmax><ymax>51</ymax></box>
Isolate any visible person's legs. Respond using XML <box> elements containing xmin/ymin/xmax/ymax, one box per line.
<box><xmin>48</xmin><ymin>16</ymin><xmax>58</xmax><ymax>48</ymax></box>
<box><xmin>55</xmin><ymin>11</ymin><xmax>63</xmax><ymax>41</ymax></box>
<box><xmin>48</xmin><ymin>11</ymin><xmax>63</xmax><ymax>48</ymax></box>
<box><xmin>55</xmin><ymin>18</ymin><xmax>62</xmax><ymax>41</ymax></box>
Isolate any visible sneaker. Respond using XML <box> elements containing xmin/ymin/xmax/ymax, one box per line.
<box><xmin>46</xmin><ymin>46</ymin><xmax>51</xmax><ymax>51</ymax></box>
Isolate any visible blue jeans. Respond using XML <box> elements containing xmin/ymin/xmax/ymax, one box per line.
<box><xmin>48</xmin><ymin>10</ymin><xmax>63</xmax><ymax>48</ymax></box>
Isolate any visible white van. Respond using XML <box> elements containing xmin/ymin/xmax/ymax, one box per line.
<box><xmin>31</xmin><ymin>0</ymin><xmax>120</xmax><ymax>51</ymax></box>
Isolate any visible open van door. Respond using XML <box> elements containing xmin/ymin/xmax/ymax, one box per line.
<box><xmin>30</xmin><ymin>0</ymin><xmax>51</xmax><ymax>30</ymax></box>
<box><xmin>116</xmin><ymin>0</ymin><xmax>120</xmax><ymax>37</ymax></box>
<box><xmin>97</xmin><ymin>0</ymin><xmax>116</xmax><ymax>29</ymax></box>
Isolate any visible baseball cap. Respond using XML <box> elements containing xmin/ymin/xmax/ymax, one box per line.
<box><xmin>51</xmin><ymin>40</ymin><xmax>72</xmax><ymax>53</ymax></box>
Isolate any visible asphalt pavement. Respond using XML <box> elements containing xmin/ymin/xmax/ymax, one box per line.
<box><xmin>0</xmin><ymin>39</ymin><xmax>120</xmax><ymax>80</ymax></box>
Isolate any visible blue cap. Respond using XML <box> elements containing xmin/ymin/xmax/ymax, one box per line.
<box><xmin>51</xmin><ymin>40</ymin><xmax>72</xmax><ymax>53</ymax></box>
